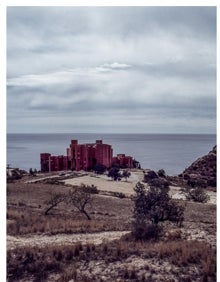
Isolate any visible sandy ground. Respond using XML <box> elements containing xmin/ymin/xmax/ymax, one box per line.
<box><xmin>63</xmin><ymin>171</ymin><xmax>216</xmax><ymax>204</ymax></box>
<box><xmin>64</xmin><ymin>171</ymin><xmax>144</xmax><ymax>196</ymax></box>
<box><xmin>25</xmin><ymin>170</ymin><xmax>216</xmax><ymax>204</ymax></box>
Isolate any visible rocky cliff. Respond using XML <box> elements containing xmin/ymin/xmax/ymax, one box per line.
<box><xmin>179</xmin><ymin>146</ymin><xmax>216</xmax><ymax>188</ymax></box>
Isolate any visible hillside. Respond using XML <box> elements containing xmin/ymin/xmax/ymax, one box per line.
<box><xmin>179</xmin><ymin>146</ymin><xmax>216</xmax><ymax>188</ymax></box>
<box><xmin>7</xmin><ymin>175</ymin><xmax>216</xmax><ymax>281</ymax></box>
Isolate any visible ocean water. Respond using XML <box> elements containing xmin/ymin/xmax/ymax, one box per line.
<box><xmin>7</xmin><ymin>133</ymin><xmax>216</xmax><ymax>176</ymax></box>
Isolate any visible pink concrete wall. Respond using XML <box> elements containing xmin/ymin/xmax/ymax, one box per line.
<box><xmin>41</xmin><ymin>140</ymin><xmax>133</xmax><ymax>172</ymax></box>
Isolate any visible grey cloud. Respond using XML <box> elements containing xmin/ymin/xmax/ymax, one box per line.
<box><xmin>7</xmin><ymin>6</ymin><xmax>216</xmax><ymax>134</ymax></box>
<box><xmin>135</xmin><ymin>59</ymin><xmax>216</xmax><ymax>81</ymax></box>
<box><xmin>7</xmin><ymin>6</ymin><xmax>216</xmax><ymax>78</ymax></box>
<box><xmin>8</xmin><ymin>6</ymin><xmax>216</xmax><ymax>39</ymax></box>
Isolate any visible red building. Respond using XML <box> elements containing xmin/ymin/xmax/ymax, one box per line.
<box><xmin>40</xmin><ymin>139</ymin><xmax>134</xmax><ymax>172</ymax></box>
<box><xmin>40</xmin><ymin>153</ymin><xmax>68</xmax><ymax>172</ymax></box>
<box><xmin>66</xmin><ymin>140</ymin><xmax>113</xmax><ymax>171</ymax></box>
<box><xmin>112</xmin><ymin>154</ymin><xmax>133</xmax><ymax>168</ymax></box>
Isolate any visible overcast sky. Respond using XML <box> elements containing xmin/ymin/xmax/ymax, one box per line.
<box><xmin>7</xmin><ymin>6</ymin><xmax>216</xmax><ymax>134</ymax></box>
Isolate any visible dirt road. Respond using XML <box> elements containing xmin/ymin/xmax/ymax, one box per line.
<box><xmin>7</xmin><ymin>231</ymin><xmax>130</xmax><ymax>250</ymax></box>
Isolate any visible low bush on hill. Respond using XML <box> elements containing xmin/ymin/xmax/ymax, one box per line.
<box><xmin>132</xmin><ymin>182</ymin><xmax>184</xmax><ymax>241</ymax></box>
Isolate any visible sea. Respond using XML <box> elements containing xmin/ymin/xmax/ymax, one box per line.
<box><xmin>7</xmin><ymin>133</ymin><xmax>216</xmax><ymax>176</ymax></box>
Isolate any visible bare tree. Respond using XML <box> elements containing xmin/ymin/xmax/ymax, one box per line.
<box><xmin>68</xmin><ymin>184</ymin><xmax>93</xmax><ymax>220</ymax></box>
<box><xmin>44</xmin><ymin>192</ymin><xmax>65</xmax><ymax>215</ymax></box>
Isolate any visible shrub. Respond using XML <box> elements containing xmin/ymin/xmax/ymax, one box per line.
<box><xmin>122</xmin><ymin>170</ymin><xmax>131</xmax><ymax>181</ymax></box>
<box><xmin>132</xmin><ymin>219</ymin><xmax>162</xmax><ymax>240</ymax></box>
<box><xmin>111</xmin><ymin>192</ymin><xmax>126</xmax><ymax>198</ymax></box>
<box><xmin>157</xmin><ymin>169</ymin><xmax>166</xmax><ymax>177</ymax></box>
<box><xmin>187</xmin><ymin>178</ymin><xmax>206</xmax><ymax>188</ymax></box>
<box><xmin>108</xmin><ymin>167</ymin><xmax>121</xmax><ymax>181</ymax></box>
<box><xmin>143</xmin><ymin>170</ymin><xmax>158</xmax><ymax>183</ymax></box>
<box><xmin>83</xmin><ymin>184</ymin><xmax>99</xmax><ymax>194</ymax></box>
<box><xmin>132</xmin><ymin>182</ymin><xmax>184</xmax><ymax>240</ymax></box>
<box><xmin>148</xmin><ymin>177</ymin><xmax>169</xmax><ymax>191</ymax></box>
<box><xmin>182</xmin><ymin>186</ymin><xmax>210</xmax><ymax>203</ymax></box>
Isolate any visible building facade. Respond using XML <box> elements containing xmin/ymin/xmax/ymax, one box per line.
<box><xmin>40</xmin><ymin>139</ymin><xmax>134</xmax><ymax>172</ymax></box>
<box><xmin>40</xmin><ymin>153</ymin><xmax>68</xmax><ymax>172</ymax></box>
<box><xmin>112</xmin><ymin>154</ymin><xmax>133</xmax><ymax>168</ymax></box>
<box><xmin>66</xmin><ymin>140</ymin><xmax>113</xmax><ymax>171</ymax></box>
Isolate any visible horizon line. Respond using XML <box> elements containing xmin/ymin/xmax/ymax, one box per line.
<box><xmin>7</xmin><ymin>132</ymin><xmax>216</xmax><ymax>135</ymax></box>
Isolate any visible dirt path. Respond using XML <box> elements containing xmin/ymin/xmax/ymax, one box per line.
<box><xmin>7</xmin><ymin>231</ymin><xmax>130</xmax><ymax>250</ymax></box>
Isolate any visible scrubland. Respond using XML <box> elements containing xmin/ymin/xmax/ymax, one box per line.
<box><xmin>7</xmin><ymin>172</ymin><xmax>216</xmax><ymax>281</ymax></box>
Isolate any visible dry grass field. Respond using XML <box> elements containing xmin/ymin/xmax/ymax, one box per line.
<box><xmin>7</xmin><ymin>172</ymin><xmax>216</xmax><ymax>281</ymax></box>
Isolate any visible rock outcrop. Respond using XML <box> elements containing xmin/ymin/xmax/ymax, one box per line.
<box><xmin>179</xmin><ymin>146</ymin><xmax>216</xmax><ymax>188</ymax></box>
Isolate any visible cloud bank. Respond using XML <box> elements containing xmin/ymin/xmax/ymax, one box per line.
<box><xmin>7</xmin><ymin>7</ymin><xmax>216</xmax><ymax>133</ymax></box>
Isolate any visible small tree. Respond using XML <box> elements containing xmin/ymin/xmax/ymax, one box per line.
<box><xmin>122</xmin><ymin>170</ymin><xmax>131</xmax><ymax>181</ymax></box>
<box><xmin>133</xmin><ymin>159</ymin><xmax>141</xmax><ymax>169</ymax></box>
<box><xmin>108</xmin><ymin>167</ymin><xmax>121</xmax><ymax>181</ymax></box>
<box><xmin>68</xmin><ymin>184</ymin><xmax>93</xmax><ymax>220</ymax></box>
<box><xmin>149</xmin><ymin>178</ymin><xmax>169</xmax><ymax>191</ymax></box>
<box><xmin>44</xmin><ymin>192</ymin><xmax>65</xmax><ymax>215</ymax></box>
<box><xmin>132</xmin><ymin>182</ymin><xmax>184</xmax><ymax>240</ymax></box>
<box><xmin>157</xmin><ymin>169</ymin><xmax>166</xmax><ymax>178</ymax></box>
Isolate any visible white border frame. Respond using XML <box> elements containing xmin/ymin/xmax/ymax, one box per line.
<box><xmin>1</xmin><ymin>1</ymin><xmax>219</xmax><ymax>281</ymax></box>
